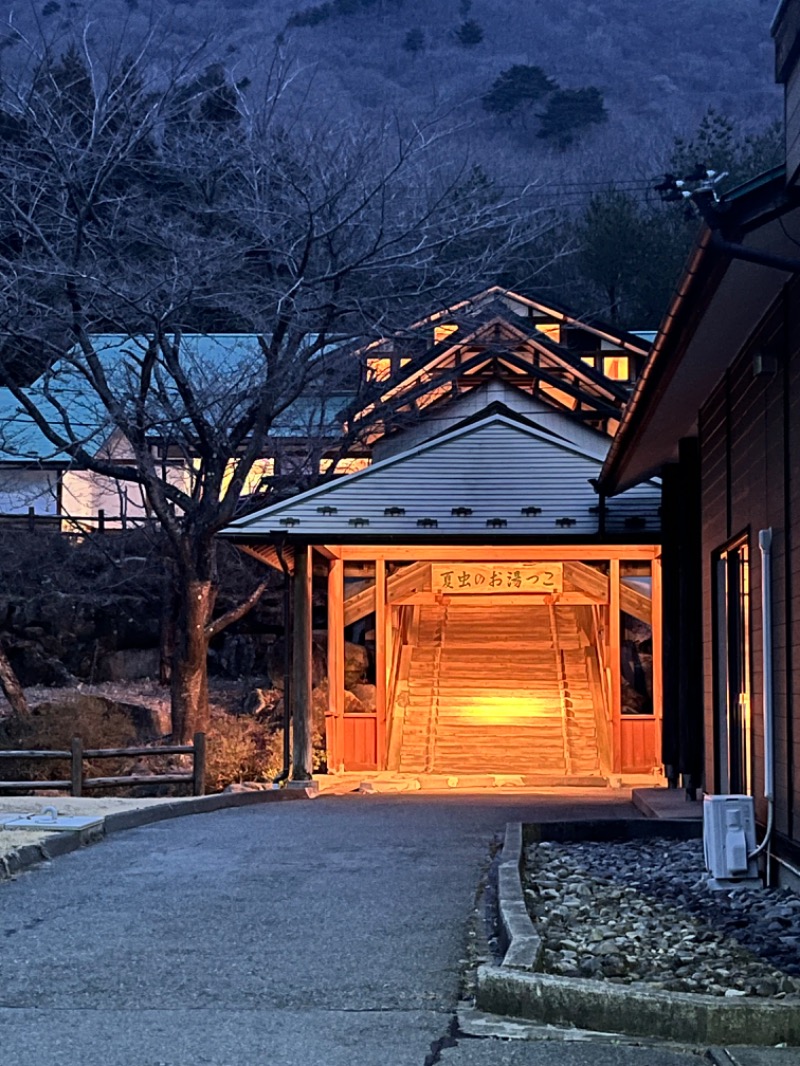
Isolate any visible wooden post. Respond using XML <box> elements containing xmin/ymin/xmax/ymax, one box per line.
<box><xmin>327</xmin><ymin>557</ymin><xmax>345</xmax><ymax>772</ymax></box>
<box><xmin>292</xmin><ymin>544</ymin><xmax>314</xmax><ymax>781</ymax></box>
<box><xmin>97</xmin><ymin>508</ymin><xmax>105</xmax><ymax>534</ymax></box>
<box><xmin>610</xmin><ymin>558</ymin><xmax>622</xmax><ymax>774</ymax></box>
<box><xmin>27</xmin><ymin>506</ymin><xmax>35</xmax><ymax>533</ymax></box>
<box><xmin>70</xmin><ymin>736</ymin><xmax>83</xmax><ymax>797</ymax></box>
<box><xmin>192</xmin><ymin>731</ymin><xmax>206</xmax><ymax>796</ymax></box>
<box><xmin>651</xmin><ymin>552</ymin><xmax>664</xmax><ymax>775</ymax></box>
<box><xmin>375</xmin><ymin>558</ymin><xmax>387</xmax><ymax>768</ymax></box>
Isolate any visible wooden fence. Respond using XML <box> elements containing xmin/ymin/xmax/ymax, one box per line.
<box><xmin>0</xmin><ymin>508</ymin><xmax>155</xmax><ymax>534</ymax></box>
<box><xmin>0</xmin><ymin>732</ymin><xmax>206</xmax><ymax>796</ymax></box>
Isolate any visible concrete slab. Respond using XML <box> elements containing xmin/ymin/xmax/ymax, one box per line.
<box><xmin>0</xmin><ymin>1007</ymin><xmax>448</xmax><ymax>1066</ymax></box>
<box><xmin>439</xmin><ymin>1036</ymin><xmax>701</xmax><ymax>1065</ymax></box>
<box><xmin>631</xmin><ymin>787</ymin><xmax>703</xmax><ymax>820</ymax></box>
<box><xmin>707</xmin><ymin>1050</ymin><xmax>800</xmax><ymax>1066</ymax></box>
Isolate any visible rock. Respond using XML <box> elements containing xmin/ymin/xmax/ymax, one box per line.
<box><xmin>344</xmin><ymin>689</ymin><xmax>366</xmax><ymax>713</ymax></box>
<box><xmin>344</xmin><ymin>642</ymin><xmax>369</xmax><ymax>688</ymax></box>
<box><xmin>350</xmin><ymin>683</ymin><xmax>376</xmax><ymax>711</ymax></box>
<box><xmin>242</xmin><ymin>687</ymin><xmax>282</xmax><ymax>718</ymax></box>
<box><xmin>97</xmin><ymin>648</ymin><xmax>161</xmax><ymax>682</ymax></box>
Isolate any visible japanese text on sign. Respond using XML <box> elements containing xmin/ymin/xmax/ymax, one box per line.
<box><xmin>431</xmin><ymin>563</ymin><xmax>563</xmax><ymax>594</ymax></box>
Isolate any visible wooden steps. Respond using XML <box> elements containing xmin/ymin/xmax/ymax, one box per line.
<box><xmin>394</xmin><ymin>603</ymin><xmax>602</xmax><ymax>777</ymax></box>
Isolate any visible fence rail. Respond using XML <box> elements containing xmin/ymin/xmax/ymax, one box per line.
<box><xmin>0</xmin><ymin>732</ymin><xmax>206</xmax><ymax>796</ymax></box>
<box><xmin>0</xmin><ymin>508</ymin><xmax>156</xmax><ymax>534</ymax></box>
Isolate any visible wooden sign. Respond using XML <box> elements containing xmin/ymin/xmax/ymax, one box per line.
<box><xmin>431</xmin><ymin>563</ymin><xmax>563</xmax><ymax>595</ymax></box>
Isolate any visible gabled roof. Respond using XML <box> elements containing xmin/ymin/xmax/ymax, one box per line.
<box><xmin>0</xmin><ymin>333</ymin><xmax>348</xmax><ymax>464</ymax></box>
<box><xmin>352</xmin><ymin>314</ymin><xmax>630</xmax><ymax>446</ymax></box>
<box><xmin>372</xmin><ymin>285</ymin><xmax>651</xmax><ymax>355</ymax></box>
<box><xmin>600</xmin><ymin>168</ymin><xmax>799</xmax><ymax>494</ymax></box>
<box><xmin>226</xmin><ymin>410</ymin><xmax>660</xmax><ymax>540</ymax></box>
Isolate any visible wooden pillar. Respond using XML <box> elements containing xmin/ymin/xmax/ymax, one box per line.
<box><xmin>375</xmin><ymin>558</ymin><xmax>387</xmax><ymax>768</ymax></box>
<box><xmin>651</xmin><ymin>551</ymin><xmax>664</xmax><ymax>775</ymax></box>
<box><xmin>327</xmin><ymin>556</ymin><xmax>345</xmax><ymax>772</ymax></box>
<box><xmin>610</xmin><ymin>558</ymin><xmax>622</xmax><ymax>774</ymax></box>
<box><xmin>292</xmin><ymin>544</ymin><xmax>313</xmax><ymax>781</ymax></box>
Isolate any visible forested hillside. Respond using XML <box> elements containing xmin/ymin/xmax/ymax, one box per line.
<box><xmin>1</xmin><ymin>0</ymin><xmax>785</xmax><ymax>325</ymax></box>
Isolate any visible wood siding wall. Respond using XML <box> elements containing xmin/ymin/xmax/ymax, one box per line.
<box><xmin>698</xmin><ymin>279</ymin><xmax>799</xmax><ymax>856</ymax></box>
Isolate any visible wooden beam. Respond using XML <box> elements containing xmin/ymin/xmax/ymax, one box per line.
<box><xmin>391</xmin><ymin>591</ymin><xmax>605</xmax><ymax>608</ymax></box>
<box><xmin>610</xmin><ymin>559</ymin><xmax>622</xmax><ymax>775</ymax></box>
<box><xmin>239</xmin><ymin>542</ymin><xmax>294</xmax><ymax>573</ymax></box>
<box><xmin>337</xmin><ymin>545</ymin><xmax>660</xmax><ymax>562</ymax></box>
<box><xmin>375</xmin><ymin>559</ymin><xmax>387</xmax><ymax>770</ymax></box>
<box><xmin>327</xmin><ymin>557</ymin><xmax>345</xmax><ymax>773</ymax></box>
<box><xmin>620</xmin><ymin>583</ymin><xmax>652</xmax><ymax>625</ymax></box>
<box><xmin>316</xmin><ymin>544</ymin><xmax>342</xmax><ymax>560</ymax></box>
<box><xmin>292</xmin><ymin>545</ymin><xmax>313</xmax><ymax>781</ymax></box>
<box><xmin>651</xmin><ymin>553</ymin><xmax>664</xmax><ymax>774</ymax></box>
<box><xmin>343</xmin><ymin>560</ymin><xmax>432</xmax><ymax>627</ymax></box>
<box><xmin>343</xmin><ymin>580</ymin><xmax>376</xmax><ymax>628</ymax></box>
<box><xmin>563</xmin><ymin>560</ymin><xmax>609</xmax><ymax>602</ymax></box>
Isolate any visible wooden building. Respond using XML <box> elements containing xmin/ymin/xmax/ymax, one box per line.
<box><xmin>599</xmin><ymin>0</ymin><xmax>800</xmax><ymax>882</ymax></box>
<box><xmin>224</xmin><ymin>289</ymin><xmax>663</xmax><ymax>785</ymax></box>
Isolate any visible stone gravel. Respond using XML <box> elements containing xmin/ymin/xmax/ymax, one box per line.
<box><xmin>523</xmin><ymin>837</ymin><xmax>800</xmax><ymax>998</ymax></box>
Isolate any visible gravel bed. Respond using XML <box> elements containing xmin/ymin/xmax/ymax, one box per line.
<box><xmin>523</xmin><ymin>837</ymin><xmax>800</xmax><ymax>998</ymax></box>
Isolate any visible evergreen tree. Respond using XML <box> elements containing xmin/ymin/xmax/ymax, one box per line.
<box><xmin>537</xmin><ymin>87</ymin><xmax>607</xmax><ymax>148</ymax></box>
<box><xmin>482</xmin><ymin>65</ymin><xmax>557</xmax><ymax>118</ymax></box>
<box><xmin>402</xmin><ymin>28</ymin><xmax>425</xmax><ymax>54</ymax></box>
<box><xmin>455</xmin><ymin>19</ymin><xmax>484</xmax><ymax>47</ymax></box>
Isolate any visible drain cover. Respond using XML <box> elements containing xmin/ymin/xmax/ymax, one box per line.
<box><xmin>1</xmin><ymin>811</ymin><xmax>103</xmax><ymax>832</ymax></box>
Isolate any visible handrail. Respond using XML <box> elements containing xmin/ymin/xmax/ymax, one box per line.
<box><xmin>0</xmin><ymin>733</ymin><xmax>206</xmax><ymax>796</ymax></box>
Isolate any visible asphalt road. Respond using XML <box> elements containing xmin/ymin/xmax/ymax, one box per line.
<box><xmin>0</xmin><ymin>790</ymin><xmax>704</xmax><ymax>1066</ymax></box>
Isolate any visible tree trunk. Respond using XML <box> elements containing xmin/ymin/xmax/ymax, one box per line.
<box><xmin>0</xmin><ymin>641</ymin><xmax>28</xmax><ymax>717</ymax></box>
<box><xmin>171</xmin><ymin>579</ymin><xmax>216</xmax><ymax>743</ymax></box>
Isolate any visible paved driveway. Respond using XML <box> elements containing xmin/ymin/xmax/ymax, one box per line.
<box><xmin>0</xmin><ymin>790</ymin><xmax>700</xmax><ymax>1066</ymax></box>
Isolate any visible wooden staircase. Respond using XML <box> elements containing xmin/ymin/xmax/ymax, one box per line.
<box><xmin>394</xmin><ymin>603</ymin><xmax>601</xmax><ymax>777</ymax></box>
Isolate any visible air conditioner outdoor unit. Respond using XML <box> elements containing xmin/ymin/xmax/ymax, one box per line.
<box><xmin>703</xmin><ymin>794</ymin><xmax>761</xmax><ymax>890</ymax></box>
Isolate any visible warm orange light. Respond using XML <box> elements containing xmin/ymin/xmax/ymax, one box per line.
<box><xmin>602</xmin><ymin>355</ymin><xmax>630</xmax><ymax>381</ymax></box>
<box><xmin>444</xmin><ymin>694</ymin><xmax>561</xmax><ymax>725</ymax></box>
<box><xmin>367</xmin><ymin>356</ymin><xmax>393</xmax><ymax>382</ymax></box>
<box><xmin>434</xmin><ymin>323</ymin><xmax>458</xmax><ymax>344</ymax></box>
<box><xmin>536</xmin><ymin>322</ymin><xmax>561</xmax><ymax>344</ymax></box>
<box><xmin>319</xmin><ymin>456</ymin><xmax>371</xmax><ymax>475</ymax></box>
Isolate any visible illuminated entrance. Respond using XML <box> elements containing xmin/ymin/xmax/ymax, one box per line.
<box><xmin>322</xmin><ymin>546</ymin><xmax>661</xmax><ymax>780</ymax></box>
<box><xmin>225</xmin><ymin>410</ymin><xmax>664</xmax><ymax>784</ymax></box>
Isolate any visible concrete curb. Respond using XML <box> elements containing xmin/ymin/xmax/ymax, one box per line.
<box><xmin>476</xmin><ymin>966</ymin><xmax>800</xmax><ymax>1046</ymax></box>
<box><xmin>497</xmin><ymin>821</ymin><xmax>543</xmax><ymax>971</ymax></box>
<box><xmin>477</xmin><ymin>817</ymin><xmax>800</xmax><ymax>1047</ymax></box>
<box><xmin>0</xmin><ymin>788</ymin><xmax>312</xmax><ymax>882</ymax></box>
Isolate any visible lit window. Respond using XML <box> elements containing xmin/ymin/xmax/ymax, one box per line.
<box><xmin>602</xmin><ymin>356</ymin><xmax>630</xmax><ymax>381</ymax></box>
<box><xmin>535</xmin><ymin>322</ymin><xmax>561</xmax><ymax>344</ymax></box>
<box><xmin>367</xmin><ymin>357</ymin><xmax>392</xmax><ymax>382</ymax></box>
<box><xmin>433</xmin><ymin>323</ymin><xmax>458</xmax><ymax>344</ymax></box>
<box><xmin>319</xmin><ymin>456</ymin><xmax>371</xmax><ymax>475</ymax></box>
<box><xmin>222</xmin><ymin>457</ymin><xmax>275</xmax><ymax>496</ymax></box>
<box><xmin>582</xmin><ymin>356</ymin><xmax>596</xmax><ymax>370</ymax></box>
<box><xmin>366</xmin><ymin>356</ymin><xmax>411</xmax><ymax>382</ymax></box>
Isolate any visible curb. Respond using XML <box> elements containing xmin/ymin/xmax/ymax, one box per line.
<box><xmin>0</xmin><ymin>788</ymin><xmax>312</xmax><ymax>882</ymax></box>
<box><xmin>476</xmin><ymin>818</ymin><xmax>800</xmax><ymax>1047</ymax></box>
<box><xmin>496</xmin><ymin>821</ymin><xmax>543</xmax><ymax>970</ymax></box>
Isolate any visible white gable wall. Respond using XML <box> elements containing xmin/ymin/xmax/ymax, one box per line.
<box><xmin>371</xmin><ymin>380</ymin><xmax>610</xmax><ymax>463</ymax></box>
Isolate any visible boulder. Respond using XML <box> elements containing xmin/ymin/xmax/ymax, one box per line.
<box><xmin>344</xmin><ymin>642</ymin><xmax>369</xmax><ymax>688</ymax></box>
<box><xmin>349</xmin><ymin>683</ymin><xmax>376</xmax><ymax>712</ymax></box>
<box><xmin>343</xmin><ymin>689</ymin><xmax>366</xmax><ymax>713</ymax></box>
<box><xmin>97</xmin><ymin>648</ymin><xmax>161</xmax><ymax>683</ymax></box>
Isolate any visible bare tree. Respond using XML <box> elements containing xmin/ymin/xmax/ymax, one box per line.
<box><xmin>0</xmin><ymin>23</ymin><xmax>545</xmax><ymax>740</ymax></box>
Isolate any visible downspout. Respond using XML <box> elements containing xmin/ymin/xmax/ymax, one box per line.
<box><xmin>749</xmin><ymin>528</ymin><xmax>775</xmax><ymax>879</ymax></box>
<box><xmin>273</xmin><ymin>538</ymin><xmax>293</xmax><ymax>785</ymax></box>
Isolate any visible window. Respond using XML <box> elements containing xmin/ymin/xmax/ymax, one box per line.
<box><xmin>713</xmin><ymin>536</ymin><xmax>752</xmax><ymax>794</ymax></box>
<box><xmin>433</xmin><ymin>323</ymin><xmax>458</xmax><ymax>344</ymax></box>
<box><xmin>602</xmin><ymin>355</ymin><xmax>630</xmax><ymax>382</ymax></box>
<box><xmin>535</xmin><ymin>322</ymin><xmax>561</xmax><ymax>344</ymax></box>
<box><xmin>319</xmin><ymin>456</ymin><xmax>371</xmax><ymax>475</ymax></box>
